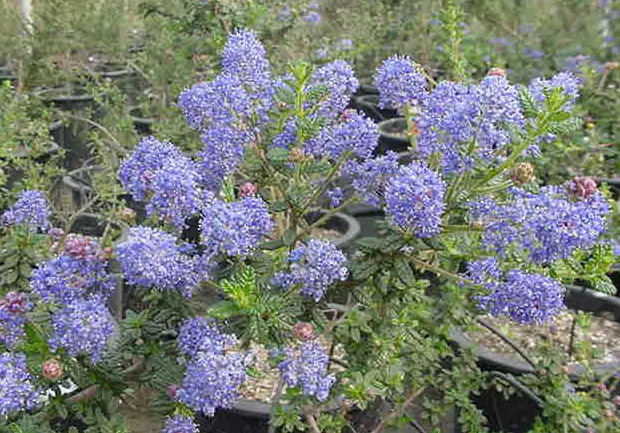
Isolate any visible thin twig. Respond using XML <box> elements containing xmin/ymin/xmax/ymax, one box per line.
<box><xmin>304</xmin><ymin>411</ymin><xmax>322</xmax><ymax>433</ymax></box>
<box><xmin>371</xmin><ymin>387</ymin><xmax>426</xmax><ymax>433</ymax></box>
<box><xmin>476</xmin><ymin>318</ymin><xmax>537</xmax><ymax>369</ymax></box>
<box><xmin>409</xmin><ymin>418</ymin><xmax>430</xmax><ymax>433</ymax></box>
<box><xmin>488</xmin><ymin>371</ymin><xmax>544</xmax><ymax>407</ymax></box>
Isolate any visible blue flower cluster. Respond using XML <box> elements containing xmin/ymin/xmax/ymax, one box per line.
<box><xmin>49</xmin><ymin>295</ymin><xmax>116</xmax><ymax>363</ymax></box>
<box><xmin>375</xmin><ymin>55</ymin><xmax>428</xmax><ymax>111</ymax></box>
<box><xmin>177</xmin><ymin>317</ymin><xmax>237</xmax><ymax>358</ymax></box>
<box><xmin>162</xmin><ymin>415</ymin><xmax>198</xmax><ymax>433</ymax></box>
<box><xmin>200</xmin><ymin>197</ymin><xmax>273</xmax><ymax>257</ymax></box>
<box><xmin>222</xmin><ymin>29</ymin><xmax>272</xmax><ymax>91</ymax></box>
<box><xmin>30</xmin><ymin>241</ymin><xmax>116</xmax><ymax>304</ymax></box>
<box><xmin>384</xmin><ymin>162</ymin><xmax>446</xmax><ymax>237</ymax></box>
<box><xmin>340</xmin><ymin>152</ymin><xmax>401</xmax><ymax>207</ymax></box>
<box><xmin>468</xmin><ymin>259</ymin><xmax>565</xmax><ymax>324</ymax></box>
<box><xmin>416</xmin><ymin>76</ymin><xmax>524</xmax><ymax>173</ymax></box>
<box><xmin>1</xmin><ymin>190</ymin><xmax>50</xmax><ymax>231</ymax></box>
<box><xmin>0</xmin><ymin>293</ymin><xmax>30</xmax><ymax>349</ymax></box>
<box><xmin>304</xmin><ymin>111</ymin><xmax>379</xmax><ymax>160</ymax></box>
<box><xmin>469</xmin><ymin>185</ymin><xmax>610</xmax><ymax>263</ymax></box>
<box><xmin>176</xmin><ymin>318</ymin><xmax>248</xmax><ymax>417</ymax></box>
<box><xmin>278</xmin><ymin>340</ymin><xmax>335</xmax><ymax>402</ymax></box>
<box><xmin>0</xmin><ymin>352</ymin><xmax>41</xmax><ymax>418</ymax></box>
<box><xmin>273</xmin><ymin>239</ymin><xmax>348</xmax><ymax>301</ymax></box>
<box><xmin>119</xmin><ymin>137</ymin><xmax>202</xmax><ymax>228</ymax></box>
<box><xmin>116</xmin><ymin>227</ymin><xmax>211</xmax><ymax>296</ymax></box>
<box><xmin>309</xmin><ymin>60</ymin><xmax>359</xmax><ymax>117</ymax></box>
<box><xmin>529</xmin><ymin>72</ymin><xmax>580</xmax><ymax>112</ymax></box>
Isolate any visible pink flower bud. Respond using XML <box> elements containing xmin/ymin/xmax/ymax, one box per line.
<box><xmin>487</xmin><ymin>68</ymin><xmax>506</xmax><ymax>77</ymax></box>
<box><xmin>0</xmin><ymin>292</ymin><xmax>29</xmax><ymax>314</ymax></box>
<box><xmin>239</xmin><ymin>182</ymin><xmax>258</xmax><ymax>198</ymax></box>
<box><xmin>294</xmin><ymin>322</ymin><xmax>315</xmax><ymax>341</ymax></box>
<box><xmin>571</xmin><ymin>177</ymin><xmax>597</xmax><ymax>199</ymax></box>
<box><xmin>42</xmin><ymin>359</ymin><xmax>63</xmax><ymax>381</ymax></box>
<box><xmin>47</xmin><ymin>227</ymin><xmax>65</xmax><ymax>241</ymax></box>
<box><xmin>167</xmin><ymin>384</ymin><xmax>180</xmax><ymax>400</ymax></box>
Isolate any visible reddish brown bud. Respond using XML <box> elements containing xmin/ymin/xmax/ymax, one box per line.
<box><xmin>512</xmin><ymin>162</ymin><xmax>534</xmax><ymax>185</ymax></box>
<box><xmin>239</xmin><ymin>182</ymin><xmax>258</xmax><ymax>198</ymax></box>
<box><xmin>119</xmin><ymin>207</ymin><xmax>136</xmax><ymax>222</ymax></box>
<box><xmin>289</xmin><ymin>148</ymin><xmax>306</xmax><ymax>162</ymax></box>
<box><xmin>487</xmin><ymin>68</ymin><xmax>507</xmax><ymax>77</ymax></box>
<box><xmin>42</xmin><ymin>359</ymin><xmax>63</xmax><ymax>381</ymax></box>
<box><xmin>293</xmin><ymin>322</ymin><xmax>315</xmax><ymax>341</ymax></box>
<box><xmin>571</xmin><ymin>176</ymin><xmax>597</xmax><ymax>199</ymax></box>
<box><xmin>612</xmin><ymin>395</ymin><xmax>620</xmax><ymax>406</ymax></box>
<box><xmin>167</xmin><ymin>384</ymin><xmax>180</xmax><ymax>400</ymax></box>
<box><xmin>341</xmin><ymin>109</ymin><xmax>357</xmax><ymax>121</ymax></box>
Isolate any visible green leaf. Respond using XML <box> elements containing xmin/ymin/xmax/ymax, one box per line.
<box><xmin>590</xmin><ymin>275</ymin><xmax>616</xmax><ymax>295</ymax></box>
<box><xmin>282</xmin><ymin>229</ymin><xmax>296</xmax><ymax>246</ymax></box>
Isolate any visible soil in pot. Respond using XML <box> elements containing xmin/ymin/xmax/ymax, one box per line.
<box><xmin>457</xmin><ymin>286</ymin><xmax>620</xmax><ymax>432</ymax></box>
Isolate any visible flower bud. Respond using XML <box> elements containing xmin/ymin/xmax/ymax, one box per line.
<box><xmin>277</xmin><ymin>101</ymin><xmax>288</xmax><ymax>110</ymax></box>
<box><xmin>42</xmin><ymin>359</ymin><xmax>63</xmax><ymax>381</ymax></box>
<box><xmin>487</xmin><ymin>68</ymin><xmax>507</xmax><ymax>77</ymax></box>
<box><xmin>289</xmin><ymin>148</ymin><xmax>306</xmax><ymax>162</ymax></box>
<box><xmin>603</xmin><ymin>61</ymin><xmax>619</xmax><ymax>73</ymax></box>
<box><xmin>571</xmin><ymin>176</ymin><xmax>597</xmax><ymax>199</ymax></box>
<box><xmin>167</xmin><ymin>384</ymin><xmax>180</xmax><ymax>400</ymax></box>
<box><xmin>604</xmin><ymin>409</ymin><xmax>615</xmax><ymax>420</ymax></box>
<box><xmin>293</xmin><ymin>322</ymin><xmax>315</xmax><ymax>341</ymax></box>
<box><xmin>612</xmin><ymin>395</ymin><xmax>620</xmax><ymax>406</ymax></box>
<box><xmin>408</xmin><ymin>122</ymin><xmax>420</xmax><ymax>136</ymax></box>
<box><xmin>239</xmin><ymin>182</ymin><xmax>258</xmax><ymax>198</ymax></box>
<box><xmin>598</xmin><ymin>383</ymin><xmax>607</xmax><ymax>392</ymax></box>
<box><xmin>512</xmin><ymin>162</ymin><xmax>534</xmax><ymax>185</ymax></box>
<box><xmin>47</xmin><ymin>227</ymin><xmax>65</xmax><ymax>241</ymax></box>
<box><xmin>119</xmin><ymin>207</ymin><xmax>136</xmax><ymax>222</ymax></box>
<box><xmin>341</xmin><ymin>109</ymin><xmax>357</xmax><ymax>121</ymax></box>
<box><xmin>0</xmin><ymin>292</ymin><xmax>29</xmax><ymax>314</ymax></box>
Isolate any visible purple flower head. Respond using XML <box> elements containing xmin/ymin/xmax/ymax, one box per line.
<box><xmin>466</xmin><ymin>258</ymin><xmax>502</xmax><ymax>285</ymax></box>
<box><xmin>470</xmin><ymin>186</ymin><xmax>610</xmax><ymax>263</ymax></box>
<box><xmin>162</xmin><ymin>415</ymin><xmax>198</xmax><ymax>433</ymax></box>
<box><xmin>529</xmin><ymin>72</ymin><xmax>580</xmax><ymax>112</ymax></box>
<box><xmin>196</xmin><ymin>125</ymin><xmax>251</xmax><ymax>193</ymax></box>
<box><xmin>475</xmin><ymin>269</ymin><xmax>565</xmax><ymax>324</ymax></box>
<box><xmin>374</xmin><ymin>55</ymin><xmax>428</xmax><ymax>111</ymax></box>
<box><xmin>177</xmin><ymin>351</ymin><xmax>249</xmax><ymax>416</ymax></box>
<box><xmin>0</xmin><ymin>292</ymin><xmax>30</xmax><ymax>348</ymax></box>
<box><xmin>340</xmin><ymin>152</ymin><xmax>400</xmax><ymax>207</ymax></box>
<box><xmin>0</xmin><ymin>352</ymin><xmax>41</xmax><ymax>417</ymax></box>
<box><xmin>2</xmin><ymin>190</ymin><xmax>50</xmax><ymax>231</ymax></box>
<box><xmin>49</xmin><ymin>296</ymin><xmax>116</xmax><ymax>363</ymax></box>
<box><xmin>119</xmin><ymin>136</ymin><xmax>184</xmax><ymax>201</ymax></box>
<box><xmin>273</xmin><ymin>239</ymin><xmax>348</xmax><ymax>301</ymax></box>
<box><xmin>326</xmin><ymin>188</ymin><xmax>344</xmax><ymax>208</ymax></box>
<box><xmin>278</xmin><ymin>340</ymin><xmax>335</xmax><ymax>401</ymax></box>
<box><xmin>304</xmin><ymin>111</ymin><xmax>378</xmax><ymax>160</ymax></box>
<box><xmin>64</xmin><ymin>235</ymin><xmax>103</xmax><ymax>261</ymax></box>
<box><xmin>178</xmin><ymin>74</ymin><xmax>253</xmax><ymax>133</ymax></box>
<box><xmin>144</xmin><ymin>155</ymin><xmax>203</xmax><ymax>228</ymax></box>
<box><xmin>222</xmin><ymin>29</ymin><xmax>271</xmax><ymax>91</ymax></box>
<box><xmin>384</xmin><ymin>162</ymin><xmax>445</xmax><ymax>237</ymax></box>
<box><xmin>303</xmin><ymin>11</ymin><xmax>322</xmax><ymax>25</ymax></box>
<box><xmin>177</xmin><ymin>317</ymin><xmax>237</xmax><ymax>358</ymax></box>
<box><xmin>30</xmin><ymin>252</ymin><xmax>116</xmax><ymax>304</ymax></box>
<box><xmin>309</xmin><ymin>60</ymin><xmax>359</xmax><ymax>118</ymax></box>
<box><xmin>116</xmin><ymin>227</ymin><xmax>211</xmax><ymax>296</ymax></box>
<box><xmin>416</xmin><ymin>77</ymin><xmax>523</xmax><ymax>173</ymax></box>
<box><xmin>200</xmin><ymin>197</ymin><xmax>273</xmax><ymax>257</ymax></box>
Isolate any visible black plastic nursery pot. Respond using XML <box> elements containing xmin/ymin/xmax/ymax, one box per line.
<box><xmin>36</xmin><ymin>85</ymin><xmax>97</xmax><ymax>112</ymax></box>
<box><xmin>0</xmin><ymin>67</ymin><xmax>16</xmax><ymax>85</ymax></box>
<box><xmin>304</xmin><ymin>210</ymin><xmax>361</xmax><ymax>250</ymax></box>
<box><xmin>129</xmin><ymin>106</ymin><xmax>156</xmax><ymax>135</ymax></box>
<box><xmin>451</xmin><ymin>285</ymin><xmax>620</xmax><ymax>433</ymax></box>
<box><xmin>377</xmin><ymin>118</ymin><xmax>410</xmax><ymax>155</ymax></box>
<box><xmin>352</xmin><ymin>94</ymin><xmax>398</xmax><ymax>123</ymax></box>
<box><xmin>197</xmin><ymin>400</ymin><xmax>270</xmax><ymax>433</ymax></box>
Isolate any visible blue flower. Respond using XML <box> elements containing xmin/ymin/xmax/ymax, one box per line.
<box><xmin>200</xmin><ymin>197</ymin><xmax>273</xmax><ymax>257</ymax></box>
<box><xmin>340</xmin><ymin>152</ymin><xmax>401</xmax><ymax>207</ymax></box>
<box><xmin>2</xmin><ymin>190</ymin><xmax>50</xmax><ymax>231</ymax></box>
<box><xmin>177</xmin><ymin>317</ymin><xmax>237</xmax><ymax>358</ymax></box>
<box><xmin>30</xmin><ymin>251</ymin><xmax>116</xmax><ymax>305</ymax></box>
<box><xmin>0</xmin><ymin>352</ymin><xmax>41</xmax><ymax>417</ymax></box>
<box><xmin>304</xmin><ymin>111</ymin><xmax>379</xmax><ymax>160</ymax></box>
<box><xmin>49</xmin><ymin>296</ymin><xmax>116</xmax><ymax>363</ymax></box>
<box><xmin>529</xmin><ymin>72</ymin><xmax>580</xmax><ymax>112</ymax></box>
<box><xmin>177</xmin><ymin>351</ymin><xmax>249</xmax><ymax>416</ymax></box>
<box><xmin>384</xmin><ymin>162</ymin><xmax>445</xmax><ymax>237</ymax></box>
<box><xmin>222</xmin><ymin>29</ymin><xmax>271</xmax><ymax>91</ymax></box>
<box><xmin>162</xmin><ymin>415</ymin><xmax>198</xmax><ymax>433</ymax></box>
<box><xmin>278</xmin><ymin>340</ymin><xmax>335</xmax><ymax>402</ymax></box>
<box><xmin>116</xmin><ymin>227</ymin><xmax>211</xmax><ymax>296</ymax></box>
<box><xmin>273</xmin><ymin>239</ymin><xmax>348</xmax><ymax>301</ymax></box>
<box><xmin>375</xmin><ymin>55</ymin><xmax>427</xmax><ymax>111</ymax></box>
<box><xmin>309</xmin><ymin>60</ymin><xmax>358</xmax><ymax>118</ymax></box>
<box><xmin>473</xmin><ymin>267</ymin><xmax>565</xmax><ymax>324</ymax></box>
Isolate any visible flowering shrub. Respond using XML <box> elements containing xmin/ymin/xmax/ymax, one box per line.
<box><xmin>0</xmin><ymin>28</ymin><xmax>618</xmax><ymax>433</ymax></box>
